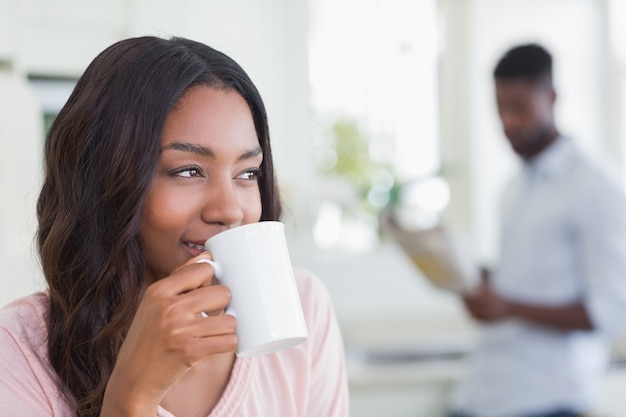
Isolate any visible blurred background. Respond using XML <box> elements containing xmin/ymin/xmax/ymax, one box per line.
<box><xmin>1</xmin><ymin>0</ymin><xmax>626</xmax><ymax>416</ymax></box>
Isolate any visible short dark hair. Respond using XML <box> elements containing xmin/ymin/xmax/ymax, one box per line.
<box><xmin>494</xmin><ymin>43</ymin><xmax>553</xmax><ymax>84</ymax></box>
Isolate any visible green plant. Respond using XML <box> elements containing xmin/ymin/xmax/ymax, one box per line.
<box><xmin>317</xmin><ymin>118</ymin><xmax>398</xmax><ymax>214</ymax></box>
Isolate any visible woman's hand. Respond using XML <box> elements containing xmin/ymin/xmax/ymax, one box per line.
<box><xmin>101</xmin><ymin>253</ymin><xmax>237</xmax><ymax>417</ymax></box>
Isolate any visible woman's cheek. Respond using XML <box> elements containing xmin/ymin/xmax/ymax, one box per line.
<box><xmin>242</xmin><ymin>188</ymin><xmax>263</xmax><ymax>222</ymax></box>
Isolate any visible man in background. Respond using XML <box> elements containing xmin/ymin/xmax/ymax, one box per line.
<box><xmin>449</xmin><ymin>44</ymin><xmax>626</xmax><ymax>417</ymax></box>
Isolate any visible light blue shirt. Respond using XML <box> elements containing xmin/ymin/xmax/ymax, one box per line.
<box><xmin>452</xmin><ymin>137</ymin><xmax>626</xmax><ymax>417</ymax></box>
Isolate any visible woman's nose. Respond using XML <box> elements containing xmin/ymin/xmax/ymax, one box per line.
<box><xmin>200</xmin><ymin>179</ymin><xmax>245</xmax><ymax>227</ymax></box>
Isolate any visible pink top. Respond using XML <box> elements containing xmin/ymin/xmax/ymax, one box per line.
<box><xmin>0</xmin><ymin>269</ymin><xmax>349</xmax><ymax>417</ymax></box>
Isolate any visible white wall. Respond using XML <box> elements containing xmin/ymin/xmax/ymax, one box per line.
<box><xmin>0</xmin><ymin>0</ymin><xmax>16</xmax><ymax>65</ymax></box>
<box><xmin>0</xmin><ymin>72</ymin><xmax>44</xmax><ymax>306</ymax></box>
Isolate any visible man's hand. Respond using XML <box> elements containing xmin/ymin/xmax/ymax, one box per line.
<box><xmin>462</xmin><ymin>282</ymin><xmax>594</xmax><ymax>330</ymax></box>
<box><xmin>463</xmin><ymin>283</ymin><xmax>512</xmax><ymax>322</ymax></box>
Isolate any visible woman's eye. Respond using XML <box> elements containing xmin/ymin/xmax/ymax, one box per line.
<box><xmin>173</xmin><ymin>167</ymin><xmax>202</xmax><ymax>178</ymax></box>
<box><xmin>237</xmin><ymin>168</ymin><xmax>262</xmax><ymax>181</ymax></box>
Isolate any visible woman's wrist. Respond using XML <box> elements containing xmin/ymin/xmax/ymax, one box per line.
<box><xmin>101</xmin><ymin>370</ymin><xmax>161</xmax><ymax>417</ymax></box>
<box><xmin>101</xmin><ymin>389</ymin><xmax>159</xmax><ymax>417</ymax></box>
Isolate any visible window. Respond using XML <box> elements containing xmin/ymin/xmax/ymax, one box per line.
<box><xmin>29</xmin><ymin>76</ymin><xmax>76</xmax><ymax>137</ymax></box>
<box><xmin>309</xmin><ymin>0</ymin><xmax>440</xmax><ymax>251</ymax></box>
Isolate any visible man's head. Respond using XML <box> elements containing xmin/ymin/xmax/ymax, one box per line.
<box><xmin>494</xmin><ymin>44</ymin><xmax>557</xmax><ymax>159</ymax></box>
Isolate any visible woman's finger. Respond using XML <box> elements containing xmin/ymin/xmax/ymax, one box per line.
<box><xmin>148</xmin><ymin>261</ymin><xmax>216</xmax><ymax>298</ymax></box>
<box><xmin>175</xmin><ymin>284</ymin><xmax>232</xmax><ymax>318</ymax></box>
<box><xmin>183</xmin><ymin>333</ymin><xmax>239</xmax><ymax>358</ymax></box>
<box><xmin>187</xmin><ymin>314</ymin><xmax>238</xmax><ymax>339</ymax></box>
<box><xmin>171</xmin><ymin>252</ymin><xmax>214</xmax><ymax>275</ymax></box>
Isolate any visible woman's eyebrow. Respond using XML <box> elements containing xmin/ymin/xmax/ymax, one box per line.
<box><xmin>238</xmin><ymin>146</ymin><xmax>263</xmax><ymax>161</ymax></box>
<box><xmin>162</xmin><ymin>141</ymin><xmax>215</xmax><ymax>158</ymax></box>
<box><xmin>161</xmin><ymin>142</ymin><xmax>262</xmax><ymax>161</ymax></box>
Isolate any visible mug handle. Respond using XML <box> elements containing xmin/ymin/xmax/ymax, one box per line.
<box><xmin>195</xmin><ymin>258</ymin><xmax>223</xmax><ymax>279</ymax></box>
<box><xmin>195</xmin><ymin>258</ymin><xmax>236</xmax><ymax>319</ymax></box>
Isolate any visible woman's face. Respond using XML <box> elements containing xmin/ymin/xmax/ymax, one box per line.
<box><xmin>139</xmin><ymin>86</ymin><xmax>263</xmax><ymax>283</ymax></box>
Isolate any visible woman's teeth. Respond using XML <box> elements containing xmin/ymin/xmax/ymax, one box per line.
<box><xmin>185</xmin><ymin>242</ymin><xmax>205</xmax><ymax>251</ymax></box>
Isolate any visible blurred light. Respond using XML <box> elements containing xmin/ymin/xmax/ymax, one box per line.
<box><xmin>372</xmin><ymin>169</ymin><xmax>395</xmax><ymax>188</ymax></box>
<box><xmin>393</xmin><ymin>206</ymin><xmax>439</xmax><ymax>231</ymax></box>
<box><xmin>313</xmin><ymin>202</ymin><xmax>342</xmax><ymax>249</ymax></box>
<box><xmin>313</xmin><ymin>201</ymin><xmax>379</xmax><ymax>252</ymax></box>
<box><xmin>368</xmin><ymin>138</ymin><xmax>394</xmax><ymax>164</ymax></box>
<box><xmin>367</xmin><ymin>184</ymin><xmax>391</xmax><ymax>208</ymax></box>
<box><xmin>337</xmin><ymin>216</ymin><xmax>378</xmax><ymax>253</ymax></box>
<box><xmin>314</xmin><ymin>147</ymin><xmax>338</xmax><ymax>171</ymax></box>
<box><xmin>400</xmin><ymin>176</ymin><xmax>450</xmax><ymax>212</ymax></box>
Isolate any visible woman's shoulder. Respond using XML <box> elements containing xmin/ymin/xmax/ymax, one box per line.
<box><xmin>0</xmin><ymin>292</ymin><xmax>49</xmax><ymax>351</ymax></box>
<box><xmin>293</xmin><ymin>267</ymin><xmax>333</xmax><ymax>306</ymax></box>
<box><xmin>292</xmin><ymin>267</ymin><xmax>339</xmax><ymax>333</ymax></box>
<box><xmin>0</xmin><ymin>293</ymin><xmax>71</xmax><ymax>416</ymax></box>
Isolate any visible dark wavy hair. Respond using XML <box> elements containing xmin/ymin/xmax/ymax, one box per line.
<box><xmin>37</xmin><ymin>36</ymin><xmax>281</xmax><ymax>417</ymax></box>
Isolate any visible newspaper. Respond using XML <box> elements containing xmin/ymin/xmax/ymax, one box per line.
<box><xmin>381</xmin><ymin>213</ymin><xmax>479</xmax><ymax>293</ymax></box>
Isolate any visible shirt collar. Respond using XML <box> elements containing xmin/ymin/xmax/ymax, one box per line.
<box><xmin>523</xmin><ymin>136</ymin><xmax>575</xmax><ymax>181</ymax></box>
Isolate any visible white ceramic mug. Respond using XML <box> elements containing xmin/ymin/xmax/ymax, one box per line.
<box><xmin>202</xmin><ymin>221</ymin><xmax>308</xmax><ymax>357</ymax></box>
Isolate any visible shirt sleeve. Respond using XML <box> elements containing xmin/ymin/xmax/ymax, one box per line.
<box><xmin>576</xmin><ymin>171</ymin><xmax>626</xmax><ymax>342</ymax></box>
<box><xmin>298</xmin><ymin>271</ymin><xmax>350</xmax><ymax>417</ymax></box>
<box><xmin>0</xmin><ymin>327</ymin><xmax>56</xmax><ymax>416</ymax></box>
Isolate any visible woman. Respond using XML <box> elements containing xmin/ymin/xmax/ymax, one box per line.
<box><xmin>0</xmin><ymin>36</ymin><xmax>348</xmax><ymax>417</ymax></box>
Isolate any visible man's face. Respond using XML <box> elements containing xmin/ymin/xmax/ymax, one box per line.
<box><xmin>495</xmin><ymin>79</ymin><xmax>555</xmax><ymax>158</ymax></box>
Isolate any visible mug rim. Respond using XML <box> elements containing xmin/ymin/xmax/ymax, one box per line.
<box><xmin>204</xmin><ymin>220</ymin><xmax>284</xmax><ymax>247</ymax></box>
